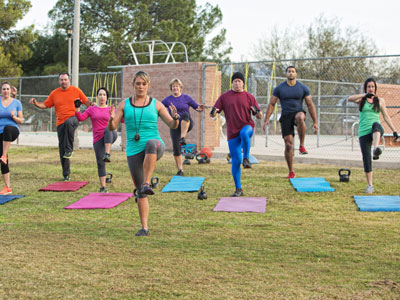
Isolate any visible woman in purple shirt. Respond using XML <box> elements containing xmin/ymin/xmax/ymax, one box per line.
<box><xmin>161</xmin><ymin>78</ymin><xmax>204</xmax><ymax>176</ymax></box>
<box><xmin>75</xmin><ymin>87</ymin><xmax>117</xmax><ymax>192</ymax></box>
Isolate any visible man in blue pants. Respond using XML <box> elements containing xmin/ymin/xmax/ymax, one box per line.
<box><xmin>211</xmin><ymin>72</ymin><xmax>263</xmax><ymax>197</ymax></box>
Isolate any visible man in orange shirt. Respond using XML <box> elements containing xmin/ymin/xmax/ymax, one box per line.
<box><xmin>29</xmin><ymin>72</ymin><xmax>92</xmax><ymax>181</ymax></box>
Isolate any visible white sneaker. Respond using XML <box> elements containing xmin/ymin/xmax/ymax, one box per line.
<box><xmin>365</xmin><ymin>185</ymin><xmax>374</xmax><ymax>194</ymax></box>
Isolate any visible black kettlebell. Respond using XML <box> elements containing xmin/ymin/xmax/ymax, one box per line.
<box><xmin>183</xmin><ymin>159</ymin><xmax>191</xmax><ymax>165</ymax></box>
<box><xmin>185</xmin><ymin>153</ymin><xmax>195</xmax><ymax>160</ymax></box>
<box><xmin>106</xmin><ymin>172</ymin><xmax>113</xmax><ymax>183</ymax></box>
<box><xmin>338</xmin><ymin>168</ymin><xmax>351</xmax><ymax>182</ymax></box>
<box><xmin>196</xmin><ymin>153</ymin><xmax>210</xmax><ymax>164</ymax></box>
<box><xmin>197</xmin><ymin>185</ymin><xmax>207</xmax><ymax>200</ymax></box>
<box><xmin>150</xmin><ymin>176</ymin><xmax>159</xmax><ymax>188</ymax></box>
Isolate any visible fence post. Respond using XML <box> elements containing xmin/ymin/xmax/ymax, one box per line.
<box><xmin>317</xmin><ymin>80</ymin><xmax>321</xmax><ymax>148</ymax></box>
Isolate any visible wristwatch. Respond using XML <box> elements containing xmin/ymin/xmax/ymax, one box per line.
<box><xmin>173</xmin><ymin>115</ymin><xmax>179</xmax><ymax>120</ymax></box>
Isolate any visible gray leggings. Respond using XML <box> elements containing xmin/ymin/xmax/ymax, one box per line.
<box><xmin>127</xmin><ymin>139</ymin><xmax>165</xmax><ymax>198</ymax></box>
<box><xmin>93</xmin><ymin>128</ymin><xmax>118</xmax><ymax>177</ymax></box>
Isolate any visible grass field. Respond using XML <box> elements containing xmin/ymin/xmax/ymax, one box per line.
<box><xmin>1</xmin><ymin>146</ymin><xmax>399</xmax><ymax>299</ymax></box>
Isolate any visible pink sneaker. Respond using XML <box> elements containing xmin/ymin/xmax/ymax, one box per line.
<box><xmin>0</xmin><ymin>186</ymin><xmax>12</xmax><ymax>195</ymax></box>
<box><xmin>299</xmin><ymin>146</ymin><xmax>308</xmax><ymax>155</ymax></box>
<box><xmin>288</xmin><ymin>171</ymin><xmax>296</xmax><ymax>179</ymax></box>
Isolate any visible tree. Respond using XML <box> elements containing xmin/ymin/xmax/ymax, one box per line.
<box><xmin>0</xmin><ymin>0</ymin><xmax>36</xmax><ymax>77</ymax></box>
<box><xmin>48</xmin><ymin>0</ymin><xmax>231</xmax><ymax>70</ymax></box>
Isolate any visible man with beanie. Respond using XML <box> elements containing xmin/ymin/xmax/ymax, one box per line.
<box><xmin>210</xmin><ymin>71</ymin><xmax>263</xmax><ymax>197</ymax></box>
<box><xmin>263</xmin><ymin>66</ymin><xmax>318</xmax><ymax>179</ymax></box>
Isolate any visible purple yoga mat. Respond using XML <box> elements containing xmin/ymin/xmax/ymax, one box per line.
<box><xmin>39</xmin><ymin>181</ymin><xmax>89</xmax><ymax>192</ymax></box>
<box><xmin>64</xmin><ymin>193</ymin><xmax>133</xmax><ymax>209</ymax></box>
<box><xmin>213</xmin><ymin>197</ymin><xmax>267</xmax><ymax>213</ymax></box>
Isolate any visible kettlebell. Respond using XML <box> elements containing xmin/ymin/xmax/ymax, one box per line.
<box><xmin>197</xmin><ymin>185</ymin><xmax>207</xmax><ymax>200</ymax></box>
<box><xmin>150</xmin><ymin>176</ymin><xmax>159</xmax><ymax>188</ymax></box>
<box><xmin>338</xmin><ymin>168</ymin><xmax>351</xmax><ymax>182</ymax></box>
<box><xmin>196</xmin><ymin>153</ymin><xmax>210</xmax><ymax>164</ymax></box>
<box><xmin>106</xmin><ymin>172</ymin><xmax>113</xmax><ymax>183</ymax></box>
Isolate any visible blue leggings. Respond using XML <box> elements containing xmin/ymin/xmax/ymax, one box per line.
<box><xmin>228</xmin><ymin>125</ymin><xmax>253</xmax><ymax>189</ymax></box>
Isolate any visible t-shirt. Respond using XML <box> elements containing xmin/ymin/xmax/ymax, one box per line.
<box><xmin>0</xmin><ymin>99</ymin><xmax>23</xmax><ymax>134</ymax></box>
<box><xmin>161</xmin><ymin>94</ymin><xmax>199</xmax><ymax>119</ymax></box>
<box><xmin>213</xmin><ymin>90</ymin><xmax>260</xmax><ymax>140</ymax></box>
<box><xmin>124</xmin><ymin>97</ymin><xmax>164</xmax><ymax>156</ymax></box>
<box><xmin>44</xmin><ymin>86</ymin><xmax>88</xmax><ymax>126</ymax></box>
<box><xmin>273</xmin><ymin>81</ymin><xmax>310</xmax><ymax>116</ymax></box>
<box><xmin>358</xmin><ymin>101</ymin><xmax>381</xmax><ymax>137</ymax></box>
<box><xmin>75</xmin><ymin>106</ymin><xmax>111</xmax><ymax>144</ymax></box>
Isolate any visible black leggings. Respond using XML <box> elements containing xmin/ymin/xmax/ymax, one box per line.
<box><xmin>93</xmin><ymin>128</ymin><xmax>118</xmax><ymax>177</ymax></box>
<box><xmin>0</xmin><ymin>126</ymin><xmax>20</xmax><ymax>174</ymax></box>
<box><xmin>359</xmin><ymin>122</ymin><xmax>384</xmax><ymax>173</ymax></box>
<box><xmin>127</xmin><ymin>140</ymin><xmax>165</xmax><ymax>198</ymax></box>
<box><xmin>170</xmin><ymin>112</ymin><xmax>193</xmax><ymax>156</ymax></box>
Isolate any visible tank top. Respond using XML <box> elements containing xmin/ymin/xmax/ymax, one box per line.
<box><xmin>358</xmin><ymin>101</ymin><xmax>380</xmax><ymax>137</ymax></box>
<box><xmin>124</xmin><ymin>97</ymin><xmax>164</xmax><ymax>156</ymax></box>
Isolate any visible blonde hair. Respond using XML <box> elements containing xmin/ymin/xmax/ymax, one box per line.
<box><xmin>169</xmin><ymin>78</ymin><xmax>183</xmax><ymax>91</ymax></box>
<box><xmin>132</xmin><ymin>71</ymin><xmax>150</xmax><ymax>84</ymax></box>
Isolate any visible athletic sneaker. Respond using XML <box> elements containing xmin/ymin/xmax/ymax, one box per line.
<box><xmin>299</xmin><ymin>146</ymin><xmax>308</xmax><ymax>155</ymax></box>
<box><xmin>0</xmin><ymin>186</ymin><xmax>12</xmax><ymax>195</ymax></box>
<box><xmin>373</xmin><ymin>147</ymin><xmax>382</xmax><ymax>160</ymax></box>
<box><xmin>140</xmin><ymin>183</ymin><xmax>155</xmax><ymax>195</ymax></box>
<box><xmin>231</xmin><ymin>188</ymin><xmax>243</xmax><ymax>197</ymax></box>
<box><xmin>180</xmin><ymin>137</ymin><xmax>186</xmax><ymax>146</ymax></box>
<box><xmin>135</xmin><ymin>228</ymin><xmax>150</xmax><ymax>236</ymax></box>
<box><xmin>288</xmin><ymin>171</ymin><xmax>296</xmax><ymax>179</ymax></box>
<box><xmin>103</xmin><ymin>153</ymin><xmax>111</xmax><ymax>163</ymax></box>
<box><xmin>0</xmin><ymin>155</ymin><xmax>8</xmax><ymax>165</ymax></box>
<box><xmin>176</xmin><ymin>169</ymin><xmax>184</xmax><ymax>176</ymax></box>
<box><xmin>365</xmin><ymin>185</ymin><xmax>374</xmax><ymax>194</ymax></box>
<box><xmin>63</xmin><ymin>175</ymin><xmax>70</xmax><ymax>182</ymax></box>
<box><xmin>99</xmin><ymin>187</ymin><xmax>107</xmax><ymax>193</ymax></box>
<box><xmin>63</xmin><ymin>151</ymin><xmax>73</xmax><ymax>159</ymax></box>
<box><xmin>242</xmin><ymin>158</ymin><xmax>252</xmax><ymax>169</ymax></box>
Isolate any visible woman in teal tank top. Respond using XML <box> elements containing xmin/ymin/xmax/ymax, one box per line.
<box><xmin>107</xmin><ymin>71</ymin><xmax>179</xmax><ymax>236</ymax></box>
<box><xmin>348</xmin><ymin>78</ymin><xmax>398</xmax><ymax>194</ymax></box>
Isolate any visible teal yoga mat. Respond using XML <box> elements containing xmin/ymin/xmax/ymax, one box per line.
<box><xmin>290</xmin><ymin>177</ymin><xmax>335</xmax><ymax>192</ymax></box>
<box><xmin>354</xmin><ymin>195</ymin><xmax>400</xmax><ymax>212</ymax></box>
<box><xmin>162</xmin><ymin>176</ymin><xmax>205</xmax><ymax>192</ymax></box>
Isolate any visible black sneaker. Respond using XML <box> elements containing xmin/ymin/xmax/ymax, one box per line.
<box><xmin>63</xmin><ymin>151</ymin><xmax>73</xmax><ymax>159</ymax></box>
<box><xmin>140</xmin><ymin>183</ymin><xmax>155</xmax><ymax>195</ymax></box>
<box><xmin>242</xmin><ymin>158</ymin><xmax>252</xmax><ymax>169</ymax></box>
<box><xmin>135</xmin><ymin>228</ymin><xmax>150</xmax><ymax>236</ymax></box>
<box><xmin>180</xmin><ymin>137</ymin><xmax>186</xmax><ymax>146</ymax></box>
<box><xmin>63</xmin><ymin>175</ymin><xmax>70</xmax><ymax>182</ymax></box>
<box><xmin>373</xmin><ymin>147</ymin><xmax>382</xmax><ymax>160</ymax></box>
<box><xmin>231</xmin><ymin>188</ymin><xmax>243</xmax><ymax>197</ymax></box>
<box><xmin>103</xmin><ymin>153</ymin><xmax>111</xmax><ymax>162</ymax></box>
<box><xmin>176</xmin><ymin>169</ymin><xmax>184</xmax><ymax>176</ymax></box>
<box><xmin>99</xmin><ymin>187</ymin><xmax>107</xmax><ymax>193</ymax></box>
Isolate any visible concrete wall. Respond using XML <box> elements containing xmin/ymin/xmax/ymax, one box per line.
<box><xmin>121</xmin><ymin>62</ymin><xmax>221</xmax><ymax>152</ymax></box>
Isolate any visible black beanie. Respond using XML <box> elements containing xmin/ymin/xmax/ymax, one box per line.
<box><xmin>231</xmin><ymin>72</ymin><xmax>245</xmax><ymax>83</ymax></box>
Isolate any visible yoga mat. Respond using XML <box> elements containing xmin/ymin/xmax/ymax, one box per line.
<box><xmin>0</xmin><ymin>195</ymin><xmax>24</xmax><ymax>205</ymax></box>
<box><xmin>39</xmin><ymin>181</ymin><xmax>89</xmax><ymax>192</ymax></box>
<box><xmin>354</xmin><ymin>195</ymin><xmax>400</xmax><ymax>212</ymax></box>
<box><xmin>229</xmin><ymin>154</ymin><xmax>258</xmax><ymax>164</ymax></box>
<box><xmin>161</xmin><ymin>176</ymin><xmax>205</xmax><ymax>192</ymax></box>
<box><xmin>290</xmin><ymin>177</ymin><xmax>335</xmax><ymax>192</ymax></box>
<box><xmin>214</xmin><ymin>197</ymin><xmax>266</xmax><ymax>213</ymax></box>
<box><xmin>64</xmin><ymin>193</ymin><xmax>133</xmax><ymax>209</ymax></box>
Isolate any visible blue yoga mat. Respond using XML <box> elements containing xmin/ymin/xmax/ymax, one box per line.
<box><xmin>290</xmin><ymin>177</ymin><xmax>335</xmax><ymax>192</ymax></box>
<box><xmin>354</xmin><ymin>195</ymin><xmax>400</xmax><ymax>212</ymax></box>
<box><xmin>162</xmin><ymin>176</ymin><xmax>205</xmax><ymax>192</ymax></box>
<box><xmin>0</xmin><ymin>195</ymin><xmax>24</xmax><ymax>205</ymax></box>
<box><xmin>229</xmin><ymin>154</ymin><xmax>258</xmax><ymax>164</ymax></box>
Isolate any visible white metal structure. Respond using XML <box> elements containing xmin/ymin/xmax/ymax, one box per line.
<box><xmin>128</xmin><ymin>40</ymin><xmax>188</xmax><ymax>65</ymax></box>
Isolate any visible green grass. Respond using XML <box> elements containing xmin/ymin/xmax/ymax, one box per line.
<box><xmin>1</xmin><ymin>146</ymin><xmax>399</xmax><ymax>299</ymax></box>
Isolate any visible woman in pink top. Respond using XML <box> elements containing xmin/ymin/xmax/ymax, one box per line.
<box><xmin>75</xmin><ymin>87</ymin><xmax>117</xmax><ymax>192</ymax></box>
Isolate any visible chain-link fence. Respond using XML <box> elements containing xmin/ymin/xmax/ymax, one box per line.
<box><xmin>0</xmin><ymin>72</ymin><xmax>123</xmax><ymax>133</ymax></box>
<box><xmin>203</xmin><ymin>55</ymin><xmax>400</xmax><ymax>161</ymax></box>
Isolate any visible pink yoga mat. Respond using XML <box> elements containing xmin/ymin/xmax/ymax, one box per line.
<box><xmin>213</xmin><ymin>197</ymin><xmax>267</xmax><ymax>213</ymax></box>
<box><xmin>64</xmin><ymin>193</ymin><xmax>133</xmax><ymax>209</ymax></box>
<box><xmin>39</xmin><ymin>181</ymin><xmax>89</xmax><ymax>192</ymax></box>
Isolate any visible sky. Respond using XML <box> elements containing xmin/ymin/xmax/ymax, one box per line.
<box><xmin>17</xmin><ymin>0</ymin><xmax>400</xmax><ymax>61</ymax></box>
